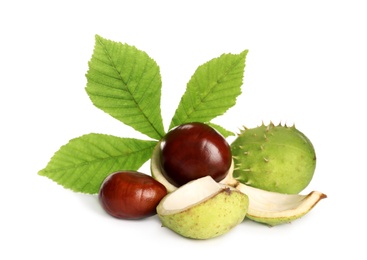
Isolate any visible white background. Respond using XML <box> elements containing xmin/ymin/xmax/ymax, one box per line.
<box><xmin>1</xmin><ymin>0</ymin><xmax>366</xmax><ymax>259</ymax></box>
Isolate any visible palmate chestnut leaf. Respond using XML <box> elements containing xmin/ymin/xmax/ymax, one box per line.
<box><xmin>38</xmin><ymin>134</ymin><xmax>157</xmax><ymax>194</ymax></box>
<box><xmin>39</xmin><ymin>35</ymin><xmax>248</xmax><ymax>196</ymax></box>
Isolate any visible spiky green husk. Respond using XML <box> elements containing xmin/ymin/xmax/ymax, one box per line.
<box><xmin>231</xmin><ymin>122</ymin><xmax>316</xmax><ymax>194</ymax></box>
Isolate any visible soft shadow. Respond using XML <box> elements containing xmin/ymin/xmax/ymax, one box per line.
<box><xmin>75</xmin><ymin>192</ymin><xmax>106</xmax><ymax>216</ymax></box>
<box><xmin>75</xmin><ymin>192</ymin><xmax>165</xmax><ymax>222</ymax></box>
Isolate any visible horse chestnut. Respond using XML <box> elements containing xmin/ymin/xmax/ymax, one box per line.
<box><xmin>159</xmin><ymin>122</ymin><xmax>232</xmax><ymax>187</ymax></box>
<box><xmin>98</xmin><ymin>171</ymin><xmax>167</xmax><ymax>219</ymax></box>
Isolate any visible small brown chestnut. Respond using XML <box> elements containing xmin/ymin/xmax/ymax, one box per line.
<box><xmin>159</xmin><ymin>122</ymin><xmax>232</xmax><ymax>187</ymax></box>
<box><xmin>98</xmin><ymin>171</ymin><xmax>167</xmax><ymax>219</ymax></box>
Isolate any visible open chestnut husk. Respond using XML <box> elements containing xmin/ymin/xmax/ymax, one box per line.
<box><xmin>98</xmin><ymin>171</ymin><xmax>167</xmax><ymax>219</ymax></box>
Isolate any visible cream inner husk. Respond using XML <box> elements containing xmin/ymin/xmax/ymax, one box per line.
<box><xmin>237</xmin><ymin>183</ymin><xmax>325</xmax><ymax>216</ymax></box>
<box><xmin>240</xmin><ymin>184</ymin><xmax>306</xmax><ymax>212</ymax></box>
<box><xmin>162</xmin><ymin>176</ymin><xmax>222</xmax><ymax>212</ymax></box>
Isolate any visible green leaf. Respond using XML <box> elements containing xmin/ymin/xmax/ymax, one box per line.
<box><xmin>86</xmin><ymin>35</ymin><xmax>165</xmax><ymax>140</ymax></box>
<box><xmin>169</xmin><ymin>50</ymin><xmax>248</xmax><ymax>130</ymax></box>
<box><xmin>206</xmin><ymin>122</ymin><xmax>235</xmax><ymax>138</ymax></box>
<box><xmin>38</xmin><ymin>134</ymin><xmax>157</xmax><ymax>194</ymax></box>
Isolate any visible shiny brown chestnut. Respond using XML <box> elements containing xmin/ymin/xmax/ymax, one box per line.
<box><xmin>98</xmin><ymin>171</ymin><xmax>167</xmax><ymax>219</ymax></box>
<box><xmin>159</xmin><ymin>122</ymin><xmax>232</xmax><ymax>187</ymax></box>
